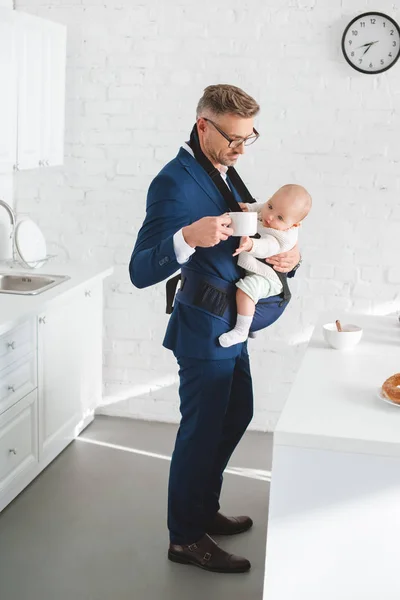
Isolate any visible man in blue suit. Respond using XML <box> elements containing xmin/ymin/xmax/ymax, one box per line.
<box><xmin>130</xmin><ymin>84</ymin><xmax>300</xmax><ymax>573</ymax></box>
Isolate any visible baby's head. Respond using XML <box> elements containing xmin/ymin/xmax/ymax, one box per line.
<box><xmin>261</xmin><ymin>184</ymin><xmax>312</xmax><ymax>231</ymax></box>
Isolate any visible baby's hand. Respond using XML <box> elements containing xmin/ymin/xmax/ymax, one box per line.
<box><xmin>233</xmin><ymin>236</ymin><xmax>253</xmax><ymax>256</ymax></box>
<box><xmin>238</xmin><ymin>202</ymin><xmax>249</xmax><ymax>212</ymax></box>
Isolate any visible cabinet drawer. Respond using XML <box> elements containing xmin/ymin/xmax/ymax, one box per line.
<box><xmin>0</xmin><ymin>389</ymin><xmax>38</xmax><ymax>493</ymax></box>
<box><xmin>0</xmin><ymin>319</ymin><xmax>36</xmax><ymax>373</ymax></box>
<box><xmin>0</xmin><ymin>354</ymin><xmax>37</xmax><ymax>415</ymax></box>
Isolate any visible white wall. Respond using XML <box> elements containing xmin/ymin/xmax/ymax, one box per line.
<box><xmin>0</xmin><ymin>173</ymin><xmax>13</xmax><ymax>209</ymax></box>
<box><xmin>14</xmin><ymin>0</ymin><xmax>400</xmax><ymax>430</ymax></box>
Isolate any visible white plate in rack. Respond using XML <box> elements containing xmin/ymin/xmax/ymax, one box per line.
<box><xmin>377</xmin><ymin>388</ymin><xmax>400</xmax><ymax>408</ymax></box>
<box><xmin>14</xmin><ymin>219</ymin><xmax>47</xmax><ymax>268</ymax></box>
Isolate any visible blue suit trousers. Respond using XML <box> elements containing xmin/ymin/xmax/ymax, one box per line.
<box><xmin>168</xmin><ymin>344</ymin><xmax>253</xmax><ymax>544</ymax></box>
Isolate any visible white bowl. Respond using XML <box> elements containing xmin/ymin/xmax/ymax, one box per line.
<box><xmin>322</xmin><ymin>323</ymin><xmax>363</xmax><ymax>350</ymax></box>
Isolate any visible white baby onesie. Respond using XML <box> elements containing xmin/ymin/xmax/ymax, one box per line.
<box><xmin>237</xmin><ymin>202</ymin><xmax>298</xmax><ymax>284</ymax></box>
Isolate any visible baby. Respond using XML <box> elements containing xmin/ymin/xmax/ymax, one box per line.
<box><xmin>219</xmin><ymin>184</ymin><xmax>312</xmax><ymax>348</ymax></box>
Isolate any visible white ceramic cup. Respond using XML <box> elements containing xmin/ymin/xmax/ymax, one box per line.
<box><xmin>227</xmin><ymin>211</ymin><xmax>257</xmax><ymax>236</ymax></box>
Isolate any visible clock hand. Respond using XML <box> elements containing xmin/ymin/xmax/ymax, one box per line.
<box><xmin>363</xmin><ymin>44</ymin><xmax>374</xmax><ymax>56</ymax></box>
<box><xmin>357</xmin><ymin>40</ymin><xmax>380</xmax><ymax>49</ymax></box>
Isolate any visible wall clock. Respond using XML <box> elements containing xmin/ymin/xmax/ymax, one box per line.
<box><xmin>342</xmin><ymin>12</ymin><xmax>400</xmax><ymax>74</ymax></box>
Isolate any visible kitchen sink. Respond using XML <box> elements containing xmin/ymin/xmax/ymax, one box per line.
<box><xmin>0</xmin><ymin>273</ymin><xmax>70</xmax><ymax>295</ymax></box>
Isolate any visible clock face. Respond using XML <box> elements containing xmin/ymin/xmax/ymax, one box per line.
<box><xmin>342</xmin><ymin>12</ymin><xmax>400</xmax><ymax>74</ymax></box>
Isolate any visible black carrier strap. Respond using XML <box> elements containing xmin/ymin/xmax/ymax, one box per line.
<box><xmin>166</xmin><ymin>273</ymin><xmax>182</xmax><ymax>315</ymax></box>
<box><xmin>188</xmin><ymin>124</ymin><xmax>256</xmax><ymax>212</ymax></box>
<box><xmin>165</xmin><ymin>124</ymin><xmax>291</xmax><ymax>314</ymax></box>
<box><xmin>274</xmin><ymin>268</ymin><xmax>291</xmax><ymax>303</ymax></box>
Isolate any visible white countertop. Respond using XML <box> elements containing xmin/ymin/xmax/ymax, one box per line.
<box><xmin>274</xmin><ymin>312</ymin><xmax>400</xmax><ymax>458</ymax></box>
<box><xmin>0</xmin><ymin>262</ymin><xmax>113</xmax><ymax>334</ymax></box>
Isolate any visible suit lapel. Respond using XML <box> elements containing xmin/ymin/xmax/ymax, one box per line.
<box><xmin>177</xmin><ymin>148</ymin><xmax>228</xmax><ymax>213</ymax></box>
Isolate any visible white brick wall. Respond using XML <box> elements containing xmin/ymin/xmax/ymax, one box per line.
<box><xmin>0</xmin><ymin>175</ymin><xmax>13</xmax><ymax>207</ymax></box>
<box><xmin>14</xmin><ymin>0</ymin><xmax>400</xmax><ymax>431</ymax></box>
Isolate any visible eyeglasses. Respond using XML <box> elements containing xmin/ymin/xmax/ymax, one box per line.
<box><xmin>203</xmin><ymin>118</ymin><xmax>259</xmax><ymax>149</ymax></box>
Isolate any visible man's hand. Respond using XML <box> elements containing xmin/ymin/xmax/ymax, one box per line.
<box><xmin>238</xmin><ymin>202</ymin><xmax>249</xmax><ymax>212</ymax></box>
<box><xmin>267</xmin><ymin>243</ymin><xmax>300</xmax><ymax>273</ymax></box>
<box><xmin>232</xmin><ymin>236</ymin><xmax>253</xmax><ymax>256</ymax></box>
<box><xmin>182</xmin><ymin>215</ymin><xmax>234</xmax><ymax>248</ymax></box>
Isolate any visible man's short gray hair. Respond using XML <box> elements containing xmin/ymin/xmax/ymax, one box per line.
<box><xmin>196</xmin><ymin>84</ymin><xmax>260</xmax><ymax>119</ymax></box>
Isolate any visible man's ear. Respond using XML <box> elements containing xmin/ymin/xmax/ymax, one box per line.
<box><xmin>197</xmin><ymin>117</ymin><xmax>207</xmax><ymax>134</ymax></box>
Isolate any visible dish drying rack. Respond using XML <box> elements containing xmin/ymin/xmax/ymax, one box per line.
<box><xmin>3</xmin><ymin>251</ymin><xmax>57</xmax><ymax>270</ymax></box>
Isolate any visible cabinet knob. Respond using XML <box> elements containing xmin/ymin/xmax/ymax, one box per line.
<box><xmin>85</xmin><ymin>290</ymin><xmax>91</xmax><ymax>297</ymax></box>
<box><xmin>45</xmin><ymin>160</ymin><xmax>49</xmax><ymax>166</ymax></box>
<box><xmin>39</xmin><ymin>160</ymin><xmax>44</xmax><ymax>167</ymax></box>
<box><xmin>9</xmin><ymin>448</ymin><xmax>17</xmax><ymax>455</ymax></box>
<box><xmin>8</xmin><ymin>385</ymin><xmax>15</xmax><ymax>393</ymax></box>
<box><xmin>13</xmin><ymin>164</ymin><xmax>19</xmax><ymax>171</ymax></box>
<box><xmin>39</xmin><ymin>316</ymin><xmax>46</xmax><ymax>325</ymax></box>
<box><xmin>7</xmin><ymin>341</ymin><xmax>16</xmax><ymax>350</ymax></box>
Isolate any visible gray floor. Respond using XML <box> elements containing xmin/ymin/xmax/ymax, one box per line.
<box><xmin>0</xmin><ymin>416</ymin><xmax>273</xmax><ymax>600</ymax></box>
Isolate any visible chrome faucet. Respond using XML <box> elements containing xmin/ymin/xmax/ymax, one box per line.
<box><xmin>0</xmin><ymin>199</ymin><xmax>17</xmax><ymax>262</ymax></box>
<box><xmin>0</xmin><ymin>199</ymin><xmax>16</xmax><ymax>229</ymax></box>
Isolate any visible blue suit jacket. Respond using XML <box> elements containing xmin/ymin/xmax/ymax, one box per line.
<box><xmin>130</xmin><ymin>147</ymin><xmax>288</xmax><ymax>359</ymax></box>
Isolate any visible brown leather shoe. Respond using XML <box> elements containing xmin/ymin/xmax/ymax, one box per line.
<box><xmin>168</xmin><ymin>534</ymin><xmax>251</xmax><ymax>573</ymax></box>
<box><xmin>207</xmin><ymin>512</ymin><xmax>253</xmax><ymax>536</ymax></box>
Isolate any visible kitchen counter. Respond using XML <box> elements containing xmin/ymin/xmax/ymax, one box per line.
<box><xmin>275</xmin><ymin>312</ymin><xmax>400</xmax><ymax>458</ymax></box>
<box><xmin>0</xmin><ymin>262</ymin><xmax>113</xmax><ymax>334</ymax></box>
<box><xmin>263</xmin><ymin>312</ymin><xmax>400</xmax><ymax>600</ymax></box>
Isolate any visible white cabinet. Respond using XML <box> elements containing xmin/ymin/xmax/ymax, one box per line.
<box><xmin>0</xmin><ymin>272</ymin><xmax>107</xmax><ymax>513</ymax></box>
<box><xmin>0</xmin><ymin>318</ymin><xmax>37</xmax><ymax>415</ymax></box>
<box><xmin>15</xmin><ymin>12</ymin><xmax>43</xmax><ymax>171</ymax></box>
<box><xmin>0</xmin><ymin>10</ymin><xmax>66</xmax><ymax>172</ymax></box>
<box><xmin>0</xmin><ymin>389</ymin><xmax>38</xmax><ymax>512</ymax></box>
<box><xmin>15</xmin><ymin>12</ymin><xmax>66</xmax><ymax>170</ymax></box>
<box><xmin>0</xmin><ymin>318</ymin><xmax>36</xmax><ymax>373</ymax></box>
<box><xmin>38</xmin><ymin>284</ymin><xmax>103</xmax><ymax>465</ymax></box>
<box><xmin>0</xmin><ymin>354</ymin><xmax>37</xmax><ymax>415</ymax></box>
<box><xmin>38</xmin><ymin>296</ymin><xmax>83</xmax><ymax>464</ymax></box>
<box><xmin>0</xmin><ymin>10</ymin><xmax>17</xmax><ymax>171</ymax></box>
<box><xmin>0</xmin><ymin>317</ymin><xmax>38</xmax><ymax>513</ymax></box>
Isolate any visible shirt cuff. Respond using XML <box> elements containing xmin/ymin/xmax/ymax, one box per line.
<box><xmin>173</xmin><ymin>228</ymin><xmax>196</xmax><ymax>265</ymax></box>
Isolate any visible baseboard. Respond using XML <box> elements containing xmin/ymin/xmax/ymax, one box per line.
<box><xmin>96</xmin><ymin>405</ymin><xmax>277</xmax><ymax>432</ymax></box>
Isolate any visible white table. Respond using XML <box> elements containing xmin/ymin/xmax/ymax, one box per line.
<box><xmin>263</xmin><ymin>313</ymin><xmax>400</xmax><ymax>600</ymax></box>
